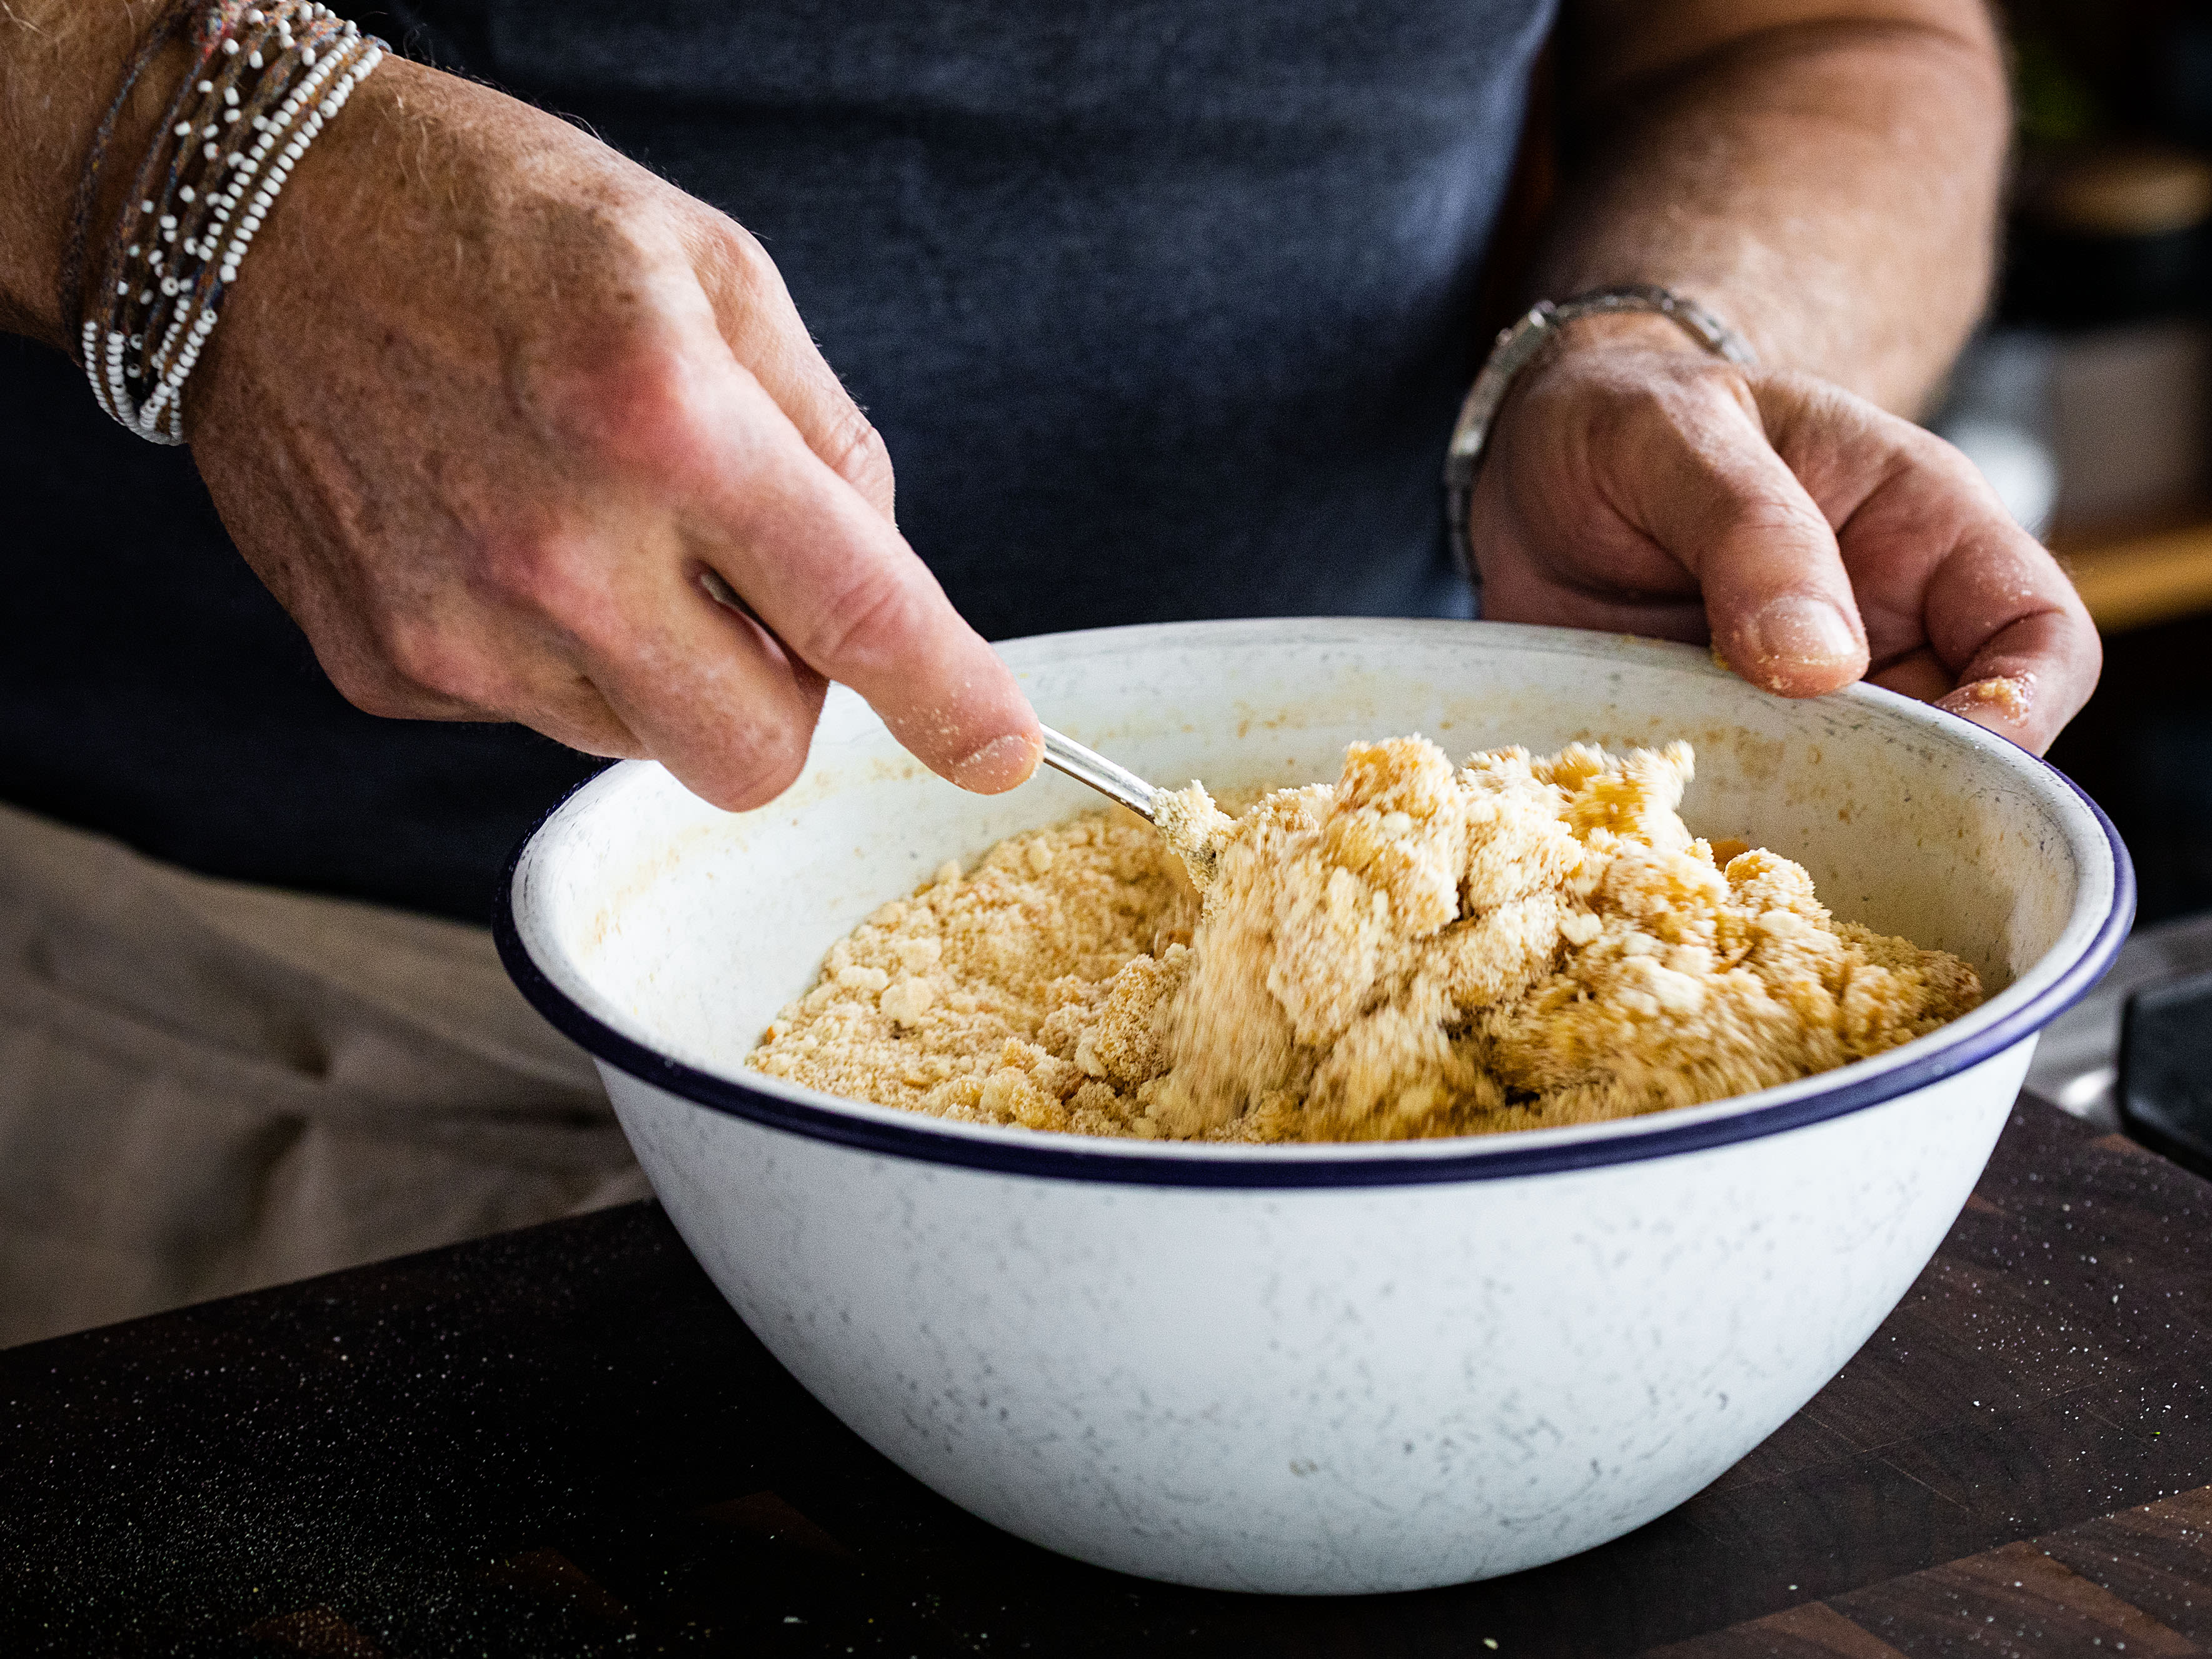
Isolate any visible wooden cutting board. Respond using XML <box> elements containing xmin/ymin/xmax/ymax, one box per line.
<box><xmin>1</xmin><ymin>1095</ymin><xmax>2206</xmax><ymax>1656</ymax></box>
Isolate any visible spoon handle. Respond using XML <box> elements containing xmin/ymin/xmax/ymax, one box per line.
<box><xmin>1038</xmin><ymin>726</ymin><xmax>1159</xmax><ymax>819</ymax></box>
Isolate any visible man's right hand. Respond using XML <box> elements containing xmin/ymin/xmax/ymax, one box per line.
<box><xmin>180</xmin><ymin>59</ymin><xmax>1040</xmax><ymax>808</ymax></box>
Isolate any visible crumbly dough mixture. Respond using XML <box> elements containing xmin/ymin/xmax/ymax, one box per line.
<box><xmin>748</xmin><ymin>739</ymin><xmax>1982</xmax><ymax>1143</ymax></box>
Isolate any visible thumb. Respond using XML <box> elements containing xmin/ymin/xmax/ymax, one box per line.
<box><xmin>1630</xmin><ymin>388</ymin><xmax>1870</xmax><ymax>697</ymax></box>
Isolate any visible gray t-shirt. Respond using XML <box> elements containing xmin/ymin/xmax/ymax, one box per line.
<box><xmin>0</xmin><ymin>0</ymin><xmax>1553</xmax><ymax>919</ymax></box>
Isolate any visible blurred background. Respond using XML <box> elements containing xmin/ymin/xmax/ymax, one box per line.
<box><xmin>1949</xmin><ymin>1</ymin><xmax>2212</xmax><ymax>925</ymax></box>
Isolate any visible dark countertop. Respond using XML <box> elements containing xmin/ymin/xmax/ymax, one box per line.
<box><xmin>4</xmin><ymin>1096</ymin><xmax>2209</xmax><ymax>1658</ymax></box>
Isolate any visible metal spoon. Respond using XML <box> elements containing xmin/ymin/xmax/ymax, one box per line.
<box><xmin>1038</xmin><ymin>727</ymin><xmax>1224</xmax><ymax>886</ymax></box>
<box><xmin>1038</xmin><ymin>726</ymin><xmax>1160</xmax><ymax>819</ymax></box>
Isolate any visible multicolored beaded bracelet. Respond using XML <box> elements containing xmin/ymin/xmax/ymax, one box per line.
<box><xmin>68</xmin><ymin>1</ymin><xmax>386</xmax><ymax>444</ymax></box>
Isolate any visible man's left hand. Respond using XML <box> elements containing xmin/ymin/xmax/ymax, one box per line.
<box><xmin>1467</xmin><ymin>314</ymin><xmax>2100</xmax><ymax>754</ymax></box>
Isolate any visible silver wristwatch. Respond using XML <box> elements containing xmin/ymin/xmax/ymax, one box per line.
<box><xmin>1444</xmin><ymin>284</ymin><xmax>1757</xmax><ymax>571</ymax></box>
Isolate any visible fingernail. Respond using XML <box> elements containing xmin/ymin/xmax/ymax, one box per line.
<box><xmin>1743</xmin><ymin>596</ymin><xmax>1860</xmax><ymax>669</ymax></box>
<box><xmin>1938</xmin><ymin>673</ymin><xmax>2034</xmax><ymax>724</ymax></box>
<box><xmin>951</xmin><ymin>732</ymin><xmax>1042</xmax><ymax>793</ymax></box>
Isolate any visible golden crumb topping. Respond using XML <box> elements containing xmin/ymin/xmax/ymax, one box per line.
<box><xmin>748</xmin><ymin>739</ymin><xmax>1979</xmax><ymax>1144</ymax></box>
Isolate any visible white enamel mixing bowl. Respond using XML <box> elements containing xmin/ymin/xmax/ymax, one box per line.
<box><xmin>498</xmin><ymin>619</ymin><xmax>2131</xmax><ymax>1595</ymax></box>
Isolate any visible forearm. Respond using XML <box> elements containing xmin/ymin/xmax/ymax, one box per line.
<box><xmin>0</xmin><ymin>0</ymin><xmax>182</xmax><ymax>344</ymax></box>
<box><xmin>1534</xmin><ymin>4</ymin><xmax>2008</xmax><ymax>416</ymax></box>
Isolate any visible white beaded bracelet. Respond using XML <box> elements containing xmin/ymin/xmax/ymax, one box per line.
<box><xmin>136</xmin><ymin>33</ymin><xmax>382</xmax><ymax>437</ymax></box>
<box><xmin>74</xmin><ymin>2</ymin><xmax>386</xmax><ymax>445</ymax></box>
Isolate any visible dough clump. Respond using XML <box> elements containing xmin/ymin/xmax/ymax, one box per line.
<box><xmin>748</xmin><ymin>739</ymin><xmax>1981</xmax><ymax>1143</ymax></box>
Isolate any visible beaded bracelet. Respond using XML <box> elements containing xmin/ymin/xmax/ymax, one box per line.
<box><xmin>69</xmin><ymin>1</ymin><xmax>386</xmax><ymax>444</ymax></box>
<box><xmin>81</xmin><ymin>3</ymin><xmax>371</xmax><ymax>435</ymax></box>
<box><xmin>93</xmin><ymin>3</ymin><xmax>385</xmax><ymax>440</ymax></box>
<box><xmin>131</xmin><ymin>9</ymin><xmax>379</xmax><ymax>438</ymax></box>
<box><xmin>54</xmin><ymin>3</ymin><xmax>198</xmax><ymax>348</ymax></box>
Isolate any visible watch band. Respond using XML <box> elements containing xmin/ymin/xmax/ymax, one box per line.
<box><xmin>1444</xmin><ymin>284</ymin><xmax>1757</xmax><ymax>577</ymax></box>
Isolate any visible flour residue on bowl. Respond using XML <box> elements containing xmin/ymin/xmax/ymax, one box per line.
<box><xmin>747</xmin><ymin>739</ymin><xmax>1982</xmax><ymax>1143</ymax></box>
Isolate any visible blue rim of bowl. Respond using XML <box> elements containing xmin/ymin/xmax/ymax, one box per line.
<box><xmin>495</xmin><ymin>760</ymin><xmax>2134</xmax><ymax>1190</ymax></box>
